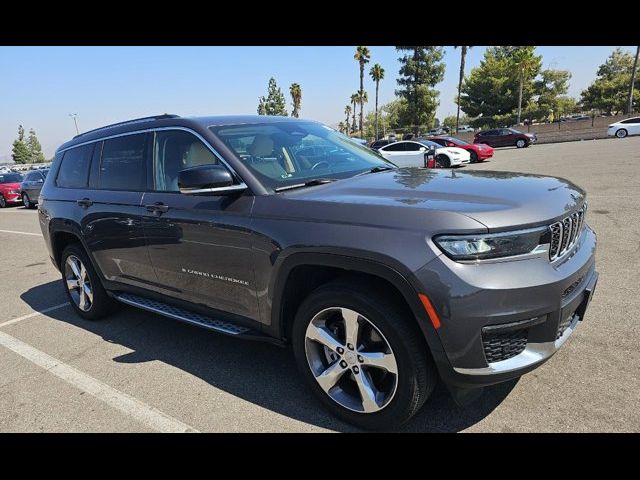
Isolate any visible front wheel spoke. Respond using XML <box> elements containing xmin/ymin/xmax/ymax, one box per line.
<box><xmin>307</xmin><ymin>324</ymin><xmax>343</xmax><ymax>353</ymax></box>
<box><xmin>69</xmin><ymin>259</ymin><xmax>81</xmax><ymax>279</ymax></box>
<box><xmin>359</xmin><ymin>351</ymin><xmax>398</xmax><ymax>375</ymax></box>
<box><xmin>83</xmin><ymin>283</ymin><xmax>93</xmax><ymax>303</ymax></box>
<box><xmin>78</xmin><ymin>288</ymin><xmax>87</xmax><ymax>310</ymax></box>
<box><xmin>80</xmin><ymin>262</ymin><xmax>88</xmax><ymax>282</ymax></box>
<box><xmin>354</xmin><ymin>369</ymin><xmax>379</xmax><ymax>412</ymax></box>
<box><xmin>66</xmin><ymin>278</ymin><xmax>80</xmax><ymax>290</ymax></box>
<box><xmin>315</xmin><ymin>361</ymin><xmax>346</xmax><ymax>393</ymax></box>
<box><xmin>341</xmin><ymin>308</ymin><xmax>360</xmax><ymax>347</ymax></box>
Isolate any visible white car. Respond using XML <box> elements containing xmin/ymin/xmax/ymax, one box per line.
<box><xmin>457</xmin><ymin>125</ymin><xmax>474</xmax><ymax>133</ymax></box>
<box><xmin>607</xmin><ymin>117</ymin><xmax>640</xmax><ymax>138</ymax></box>
<box><xmin>377</xmin><ymin>140</ymin><xmax>471</xmax><ymax>168</ymax></box>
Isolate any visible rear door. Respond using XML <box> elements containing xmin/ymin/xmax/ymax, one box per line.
<box><xmin>141</xmin><ymin>129</ymin><xmax>259</xmax><ymax>320</ymax></box>
<box><xmin>478</xmin><ymin>130</ymin><xmax>498</xmax><ymax>146</ymax></box>
<box><xmin>496</xmin><ymin>128</ymin><xmax>514</xmax><ymax>146</ymax></box>
<box><xmin>27</xmin><ymin>171</ymin><xmax>45</xmax><ymax>198</ymax></box>
<box><xmin>80</xmin><ymin>133</ymin><xmax>158</xmax><ymax>288</ymax></box>
<box><xmin>623</xmin><ymin>117</ymin><xmax>640</xmax><ymax>135</ymax></box>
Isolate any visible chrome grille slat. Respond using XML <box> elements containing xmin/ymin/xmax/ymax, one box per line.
<box><xmin>548</xmin><ymin>204</ymin><xmax>587</xmax><ymax>262</ymax></box>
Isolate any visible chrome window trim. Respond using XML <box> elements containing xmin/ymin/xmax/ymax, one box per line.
<box><xmin>56</xmin><ymin>126</ymin><xmax>244</xmax><ymax>186</ymax></box>
<box><xmin>179</xmin><ymin>184</ymin><xmax>248</xmax><ymax>195</ymax></box>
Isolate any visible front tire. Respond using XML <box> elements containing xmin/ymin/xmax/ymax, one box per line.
<box><xmin>516</xmin><ymin>139</ymin><xmax>527</xmax><ymax>148</ymax></box>
<box><xmin>616</xmin><ymin>128</ymin><xmax>628</xmax><ymax>138</ymax></box>
<box><xmin>469</xmin><ymin>150</ymin><xmax>479</xmax><ymax>163</ymax></box>
<box><xmin>22</xmin><ymin>192</ymin><xmax>34</xmax><ymax>209</ymax></box>
<box><xmin>0</xmin><ymin>195</ymin><xmax>5</xmax><ymax>208</ymax></box>
<box><xmin>61</xmin><ymin>243</ymin><xmax>118</xmax><ymax>320</ymax></box>
<box><xmin>292</xmin><ymin>279</ymin><xmax>437</xmax><ymax>430</ymax></box>
<box><xmin>435</xmin><ymin>154</ymin><xmax>450</xmax><ymax>168</ymax></box>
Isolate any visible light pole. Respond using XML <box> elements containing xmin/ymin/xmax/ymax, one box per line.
<box><xmin>69</xmin><ymin>113</ymin><xmax>79</xmax><ymax>135</ymax></box>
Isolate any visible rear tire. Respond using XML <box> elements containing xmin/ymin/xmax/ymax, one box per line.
<box><xmin>61</xmin><ymin>243</ymin><xmax>118</xmax><ymax>321</ymax></box>
<box><xmin>292</xmin><ymin>279</ymin><xmax>437</xmax><ymax>430</ymax></box>
<box><xmin>615</xmin><ymin>128</ymin><xmax>628</xmax><ymax>138</ymax></box>
<box><xmin>435</xmin><ymin>154</ymin><xmax>450</xmax><ymax>168</ymax></box>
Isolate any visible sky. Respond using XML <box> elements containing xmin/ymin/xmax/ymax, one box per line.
<box><xmin>0</xmin><ymin>46</ymin><xmax>636</xmax><ymax>160</ymax></box>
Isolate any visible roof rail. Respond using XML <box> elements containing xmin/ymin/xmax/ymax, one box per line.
<box><xmin>73</xmin><ymin>114</ymin><xmax>180</xmax><ymax>139</ymax></box>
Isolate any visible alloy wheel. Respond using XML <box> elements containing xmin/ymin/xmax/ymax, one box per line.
<box><xmin>304</xmin><ymin>307</ymin><xmax>398</xmax><ymax>414</ymax></box>
<box><xmin>22</xmin><ymin>193</ymin><xmax>30</xmax><ymax>208</ymax></box>
<box><xmin>65</xmin><ymin>255</ymin><xmax>93</xmax><ymax>312</ymax></box>
<box><xmin>616</xmin><ymin>129</ymin><xmax>627</xmax><ymax>138</ymax></box>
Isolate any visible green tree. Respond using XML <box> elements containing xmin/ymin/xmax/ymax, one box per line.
<box><xmin>11</xmin><ymin>125</ymin><xmax>31</xmax><ymax>164</ymax></box>
<box><xmin>26</xmin><ymin>128</ymin><xmax>46</xmax><ymax>163</ymax></box>
<box><xmin>628</xmin><ymin>46</ymin><xmax>639</xmax><ymax>114</ymax></box>
<box><xmin>512</xmin><ymin>46</ymin><xmax>542</xmax><ymax>124</ymax></box>
<box><xmin>344</xmin><ymin>105</ymin><xmax>352</xmax><ymax>135</ymax></box>
<box><xmin>442</xmin><ymin>115</ymin><xmax>458</xmax><ymax>130</ymax></box>
<box><xmin>581</xmin><ymin>48</ymin><xmax>640</xmax><ymax>115</ymax></box>
<box><xmin>338</xmin><ymin>121</ymin><xmax>347</xmax><ymax>134</ymax></box>
<box><xmin>257</xmin><ymin>77</ymin><xmax>288</xmax><ymax>116</ymax></box>
<box><xmin>533</xmin><ymin>69</ymin><xmax>573</xmax><ymax>121</ymax></box>
<box><xmin>459</xmin><ymin>47</ymin><xmax>538</xmax><ymax>128</ymax></box>
<box><xmin>454</xmin><ymin>46</ymin><xmax>472</xmax><ymax>133</ymax></box>
<box><xmin>381</xmin><ymin>99</ymin><xmax>409</xmax><ymax>130</ymax></box>
<box><xmin>354</xmin><ymin>46</ymin><xmax>371</xmax><ymax>136</ymax></box>
<box><xmin>369</xmin><ymin>63</ymin><xmax>385</xmax><ymax>140</ymax></box>
<box><xmin>289</xmin><ymin>83</ymin><xmax>302</xmax><ymax>118</ymax></box>
<box><xmin>395</xmin><ymin>46</ymin><xmax>445</xmax><ymax>134</ymax></box>
<box><xmin>350</xmin><ymin>93</ymin><xmax>359</xmax><ymax>134</ymax></box>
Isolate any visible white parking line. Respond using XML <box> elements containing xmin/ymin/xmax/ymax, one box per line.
<box><xmin>0</xmin><ymin>305</ymin><xmax>199</xmax><ymax>433</ymax></box>
<box><xmin>0</xmin><ymin>229</ymin><xmax>42</xmax><ymax>236</ymax></box>
<box><xmin>0</xmin><ymin>303</ymin><xmax>70</xmax><ymax>329</ymax></box>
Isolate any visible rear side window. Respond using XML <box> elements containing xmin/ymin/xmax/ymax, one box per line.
<box><xmin>382</xmin><ymin>143</ymin><xmax>405</xmax><ymax>152</ymax></box>
<box><xmin>99</xmin><ymin>134</ymin><xmax>147</xmax><ymax>191</ymax></box>
<box><xmin>56</xmin><ymin>144</ymin><xmax>94</xmax><ymax>188</ymax></box>
<box><xmin>622</xmin><ymin>117</ymin><xmax>640</xmax><ymax>124</ymax></box>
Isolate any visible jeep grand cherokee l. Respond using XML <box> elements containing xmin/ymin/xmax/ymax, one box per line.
<box><xmin>38</xmin><ymin>114</ymin><xmax>598</xmax><ymax>430</ymax></box>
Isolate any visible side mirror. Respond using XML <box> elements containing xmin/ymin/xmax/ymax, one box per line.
<box><xmin>178</xmin><ymin>164</ymin><xmax>246</xmax><ymax>196</ymax></box>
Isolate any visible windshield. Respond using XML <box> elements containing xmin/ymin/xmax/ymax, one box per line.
<box><xmin>416</xmin><ymin>139</ymin><xmax>440</xmax><ymax>149</ymax></box>
<box><xmin>509</xmin><ymin>128</ymin><xmax>523</xmax><ymax>134</ymax></box>
<box><xmin>0</xmin><ymin>173</ymin><xmax>23</xmax><ymax>184</ymax></box>
<box><xmin>210</xmin><ymin>122</ymin><xmax>392</xmax><ymax>189</ymax></box>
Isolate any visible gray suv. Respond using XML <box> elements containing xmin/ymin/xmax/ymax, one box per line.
<box><xmin>38</xmin><ymin>115</ymin><xmax>598</xmax><ymax>430</ymax></box>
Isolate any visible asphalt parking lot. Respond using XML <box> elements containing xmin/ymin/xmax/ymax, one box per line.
<box><xmin>0</xmin><ymin>136</ymin><xmax>638</xmax><ymax>432</ymax></box>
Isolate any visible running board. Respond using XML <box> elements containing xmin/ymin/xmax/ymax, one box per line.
<box><xmin>114</xmin><ymin>292</ymin><xmax>251</xmax><ymax>336</ymax></box>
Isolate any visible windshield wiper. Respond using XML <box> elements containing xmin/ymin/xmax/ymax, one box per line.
<box><xmin>274</xmin><ymin>178</ymin><xmax>334</xmax><ymax>192</ymax></box>
<box><xmin>356</xmin><ymin>165</ymin><xmax>395</xmax><ymax>176</ymax></box>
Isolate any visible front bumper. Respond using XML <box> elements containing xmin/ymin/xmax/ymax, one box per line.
<box><xmin>4</xmin><ymin>193</ymin><xmax>22</xmax><ymax>203</ymax></box>
<box><xmin>415</xmin><ymin>225</ymin><xmax>597</xmax><ymax>388</ymax></box>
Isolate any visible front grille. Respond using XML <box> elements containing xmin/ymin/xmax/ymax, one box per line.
<box><xmin>549</xmin><ymin>203</ymin><xmax>587</xmax><ymax>262</ymax></box>
<box><xmin>482</xmin><ymin>329</ymin><xmax>528</xmax><ymax>363</ymax></box>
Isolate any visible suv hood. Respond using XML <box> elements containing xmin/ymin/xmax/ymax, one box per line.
<box><xmin>283</xmin><ymin>168</ymin><xmax>585</xmax><ymax>231</ymax></box>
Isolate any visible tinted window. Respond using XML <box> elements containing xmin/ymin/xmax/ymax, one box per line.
<box><xmin>417</xmin><ymin>140</ymin><xmax>440</xmax><ymax>149</ymax></box>
<box><xmin>622</xmin><ymin>117</ymin><xmax>640</xmax><ymax>124</ymax></box>
<box><xmin>404</xmin><ymin>142</ymin><xmax>423</xmax><ymax>151</ymax></box>
<box><xmin>56</xmin><ymin>144</ymin><xmax>93</xmax><ymax>188</ymax></box>
<box><xmin>154</xmin><ymin>130</ymin><xmax>219</xmax><ymax>192</ymax></box>
<box><xmin>99</xmin><ymin>134</ymin><xmax>147</xmax><ymax>191</ymax></box>
<box><xmin>382</xmin><ymin>142</ymin><xmax>406</xmax><ymax>151</ymax></box>
<box><xmin>430</xmin><ymin>138</ymin><xmax>447</xmax><ymax>146</ymax></box>
<box><xmin>0</xmin><ymin>173</ymin><xmax>23</xmax><ymax>184</ymax></box>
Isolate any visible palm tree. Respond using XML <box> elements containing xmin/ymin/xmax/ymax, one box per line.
<box><xmin>338</xmin><ymin>121</ymin><xmax>346</xmax><ymax>134</ymax></box>
<box><xmin>358</xmin><ymin>90</ymin><xmax>368</xmax><ymax>135</ymax></box>
<box><xmin>350</xmin><ymin>93</ymin><xmax>359</xmax><ymax>134</ymax></box>
<box><xmin>628</xmin><ymin>46</ymin><xmax>640</xmax><ymax>114</ymax></box>
<box><xmin>369</xmin><ymin>64</ymin><xmax>385</xmax><ymax>140</ymax></box>
<box><xmin>354</xmin><ymin>46</ymin><xmax>371</xmax><ymax>136</ymax></box>
<box><xmin>513</xmin><ymin>47</ymin><xmax>539</xmax><ymax>125</ymax></box>
<box><xmin>344</xmin><ymin>105</ymin><xmax>352</xmax><ymax>135</ymax></box>
<box><xmin>454</xmin><ymin>46</ymin><xmax>472</xmax><ymax>134</ymax></box>
<box><xmin>289</xmin><ymin>83</ymin><xmax>302</xmax><ymax>118</ymax></box>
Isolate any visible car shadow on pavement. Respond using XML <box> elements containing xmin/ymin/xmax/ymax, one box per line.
<box><xmin>21</xmin><ymin>281</ymin><xmax>517</xmax><ymax>433</ymax></box>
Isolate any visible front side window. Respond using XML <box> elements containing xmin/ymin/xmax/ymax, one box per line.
<box><xmin>211</xmin><ymin>122</ymin><xmax>390</xmax><ymax>190</ymax></box>
<box><xmin>153</xmin><ymin>130</ymin><xmax>220</xmax><ymax>192</ymax></box>
<box><xmin>99</xmin><ymin>134</ymin><xmax>147</xmax><ymax>191</ymax></box>
<box><xmin>381</xmin><ymin>142</ymin><xmax>406</xmax><ymax>152</ymax></box>
<box><xmin>57</xmin><ymin>144</ymin><xmax>93</xmax><ymax>188</ymax></box>
<box><xmin>404</xmin><ymin>142</ymin><xmax>422</xmax><ymax>151</ymax></box>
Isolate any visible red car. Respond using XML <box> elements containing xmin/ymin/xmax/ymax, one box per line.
<box><xmin>425</xmin><ymin>136</ymin><xmax>494</xmax><ymax>163</ymax></box>
<box><xmin>0</xmin><ymin>172</ymin><xmax>24</xmax><ymax>208</ymax></box>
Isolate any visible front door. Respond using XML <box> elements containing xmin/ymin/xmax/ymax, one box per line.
<box><xmin>141</xmin><ymin>129</ymin><xmax>259</xmax><ymax>321</ymax></box>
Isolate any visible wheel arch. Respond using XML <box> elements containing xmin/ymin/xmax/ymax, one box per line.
<box><xmin>49</xmin><ymin>220</ymin><xmax>99</xmax><ymax>275</ymax></box>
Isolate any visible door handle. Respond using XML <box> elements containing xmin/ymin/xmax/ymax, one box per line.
<box><xmin>77</xmin><ymin>198</ymin><xmax>93</xmax><ymax>208</ymax></box>
<box><xmin>145</xmin><ymin>202</ymin><xmax>169</xmax><ymax>215</ymax></box>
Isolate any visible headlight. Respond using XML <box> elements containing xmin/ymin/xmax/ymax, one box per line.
<box><xmin>433</xmin><ymin>227</ymin><xmax>548</xmax><ymax>261</ymax></box>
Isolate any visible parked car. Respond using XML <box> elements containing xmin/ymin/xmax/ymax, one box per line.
<box><xmin>369</xmin><ymin>139</ymin><xmax>394</xmax><ymax>150</ymax></box>
<box><xmin>474</xmin><ymin>128</ymin><xmax>537</xmax><ymax>148</ymax></box>
<box><xmin>20</xmin><ymin>168</ymin><xmax>48</xmax><ymax>208</ymax></box>
<box><xmin>377</xmin><ymin>140</ymin><xmax>470</xmax><ymax>168</ymax></box>
<box><xmin>456</xmin><ymin>125</ymin><xmax>474</xmax><ymax>133</ymax></box>
<box><xmin>39</xmin><ymin>114</ymin><xmax>598</xmax><ymax>430</ymax></box>
<box><xmin>0</xmin><ymin>172</ymin><xmax>24</xmax><ymax>208</ymax></box>
<box><xmin>426</xmin><ymin>136</ymin><xmax>494</xmax><ymax>163</ymax></box>
<box><xmin>349</xmin><ymin>137</ymin><xmax>369</xmax><ymax>146</ymax></box>
<box><xmin>607</xmin><ymin>117</ymin><xmax>640</xmax><ymax>138</ymax></box>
